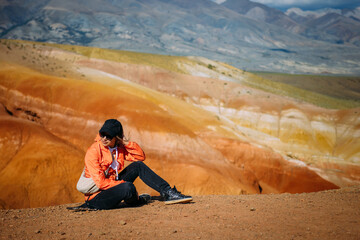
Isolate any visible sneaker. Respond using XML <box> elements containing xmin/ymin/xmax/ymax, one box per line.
<box><xmin>66</xmin><ymin>203</ymin><xmax>99</xmax><ymax>212</ymax></box>
<box><xmin>162</xmin><ymin>186</ymin><xmax>193</xmax><ymax>205</ymax></box>
<box><xmin>138</xmin><ymin>193</ymin><xmax>151</xmax><ymax>205</ymax></box>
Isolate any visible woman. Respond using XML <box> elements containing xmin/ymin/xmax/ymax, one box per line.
<box><xmin>76</xmin><ymin>119</ymin><xmax>192</xmax><ymax>210</ymax></box>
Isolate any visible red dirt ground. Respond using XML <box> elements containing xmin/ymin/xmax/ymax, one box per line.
<box><xmin>1</xmin><ymin>185</ymin><xmax>359</xmax><ymax>240</ymax></box>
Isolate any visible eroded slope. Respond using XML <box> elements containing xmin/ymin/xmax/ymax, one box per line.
<box><xmin>0</xmin><ymin>40</ymin><xmax>358</xmax><ymax>209</ymax></box>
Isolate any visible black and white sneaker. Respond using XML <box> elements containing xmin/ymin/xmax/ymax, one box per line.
<box><xmin>125</xmin><ymin>193</ymin><xmax>151</xmax><ymax>206</ymax></box>
<box><xmin>162</xmin><ymin>186</ymin><xmax>192</xmax><ymax>205</ymax></box>
<box><xmin>66</xmin><ymin>203</ymin><xmax>99</xmax><ymax>212</ymax></box>
<box><xmin>138</xmin><ymin>193</ymin><xmax>151</xmax><ymax>205</ymax></box>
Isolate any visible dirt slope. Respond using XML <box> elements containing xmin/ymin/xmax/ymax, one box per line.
<box><xmin>1</xmin><ymin>185</ymin><xmax>359</xmax><ymax>240</ymax></box>
<box><xmin>0</xmin><ymin>40</ymin><xmax>359</xmax><ymax>209</ymax></box>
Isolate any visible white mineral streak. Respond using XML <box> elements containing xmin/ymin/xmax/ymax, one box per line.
<box><xmin>192</xmin><ymin>101</ymin><xmax>359</xmax><ymax>165</ymax></box>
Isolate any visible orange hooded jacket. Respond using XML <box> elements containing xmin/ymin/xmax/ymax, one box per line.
<box><xmin>83</xmin><ymin>135</ymin><xmax>145</xmax><ymax>200</ymax></box>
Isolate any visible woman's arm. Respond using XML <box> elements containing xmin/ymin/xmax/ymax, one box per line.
<box><xmin>123</xmin><ymin>141</ymin><xmax>146</xmax><ymax>162</ymax></box>
<box><xmin>85</xmin><ymin>144</ymin><xmax>123</xmax><ymax>190</ymax></box>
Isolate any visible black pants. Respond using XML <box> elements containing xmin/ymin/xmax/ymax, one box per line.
<box><xmin>87</xmin><ymin>161</ymin><xmax>170</xmax><ymax>209</ymax></box>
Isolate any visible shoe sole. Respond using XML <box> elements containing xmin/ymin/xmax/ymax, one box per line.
<box><xmin>67</xmin><ymin>207</ymin><xmax>99</xmax><ymax>212</ymax></box>
<box><xmin>164</xmin><ymin>197</ymin><xmax>193</xmax><ymax>205</ymax></box>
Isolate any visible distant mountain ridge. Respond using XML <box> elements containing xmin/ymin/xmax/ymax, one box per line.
<box><xmin>284</xmin><ymin>7</ymin><xmax>360</xmax><ymax>46</ymax></box>
<box><xmin>0</xmin><ymin>0</ymin><xmax>360</xmax><ymax>74</ymax></box>
<box><xmin>220</xmin><ymin>0</ymin><xmax>301</xmax><ymax>33</ymax></box>
<box><xmin>220</xmin><ymin>0</ymin><xmax>360</xmax><ymax>46</ymax></box>
<box><xmin>285</xmin><ymin>7</ymin><xmax>360</xmax><ymax>20</ymax></box>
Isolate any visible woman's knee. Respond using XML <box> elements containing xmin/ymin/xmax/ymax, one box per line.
<box><xmin>120</xmin><ymin>182</ymin><xmax>139</xmax><ymax>203</ymax></box>
<box><xmin>119</xmin><ymin>182</ymin><xmax>136</xmax><ymax>194</ymax></box>
<box><xmin>131</xmin><ymin>161</ymin><xmax>145</xmax><ymax>168</ymax></box>
<box><xmin>107</xmin><ymin>181</ymin><xmax>136</xmax><ymax>200</ymax></box>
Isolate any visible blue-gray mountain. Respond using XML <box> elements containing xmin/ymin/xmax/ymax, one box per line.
<box><xmin>220</xmin><ymin>0</ymin><xmax>360</xmax><ymax>46</ymax></box>
<box><xmin>1</xmin><ymin>0</ymin><xmax>360</xmax><ymax>74</ymax></box>
<box><xmin>285</xmin><ymin>7</ymin><xmax>360</xmax><ymax>46</ymax></box>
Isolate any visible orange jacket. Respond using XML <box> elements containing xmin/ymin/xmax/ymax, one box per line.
<box><xmin>83</xmin><ymin>135</ymin><xmax>145</xmax><ymax>200</ymax></box>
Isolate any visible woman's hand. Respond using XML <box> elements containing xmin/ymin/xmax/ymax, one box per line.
<box><xmin>118</xmin><ymin>138</ymin><xmax>129</xmax><ymax>148</ymax></box>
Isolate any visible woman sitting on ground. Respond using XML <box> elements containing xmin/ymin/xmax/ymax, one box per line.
<box><xmin>76</xmin><ymin>119</ymin><xmax>192</xmax><ymax>210</ymax></box>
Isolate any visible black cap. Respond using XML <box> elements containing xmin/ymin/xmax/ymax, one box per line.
<box><xmin>99</xmin><ymin>119</ymin><xmax>123</xmax><ymax>139</ymax></box>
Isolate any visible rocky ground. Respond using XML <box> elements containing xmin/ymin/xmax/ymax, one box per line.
<box><xmin>1</xmin><ymin>185</ymin><xmax>359</xmax><ymax>240</ymax></box>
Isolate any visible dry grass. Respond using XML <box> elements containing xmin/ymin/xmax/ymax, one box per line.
<box><xmin>248</xmin><ymin>72</ymin><xmax>360</xmax><ymax>109</ymax></box>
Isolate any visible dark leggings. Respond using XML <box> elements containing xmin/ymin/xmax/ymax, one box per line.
<box><xmin>86</xmin><ymin>161</ymin><xmax>170</xmax><ymax>209</ymax></box>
